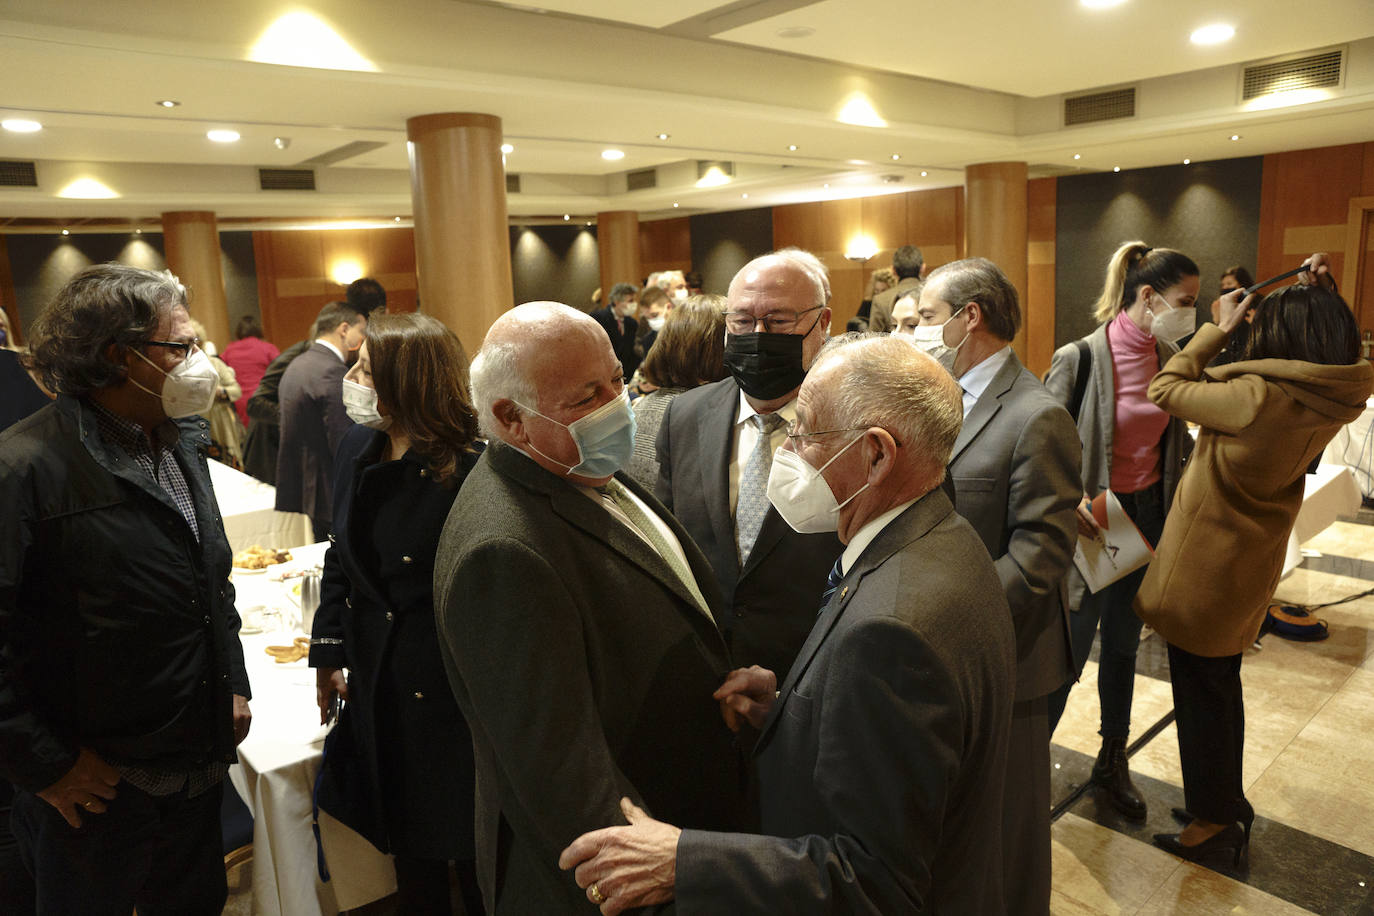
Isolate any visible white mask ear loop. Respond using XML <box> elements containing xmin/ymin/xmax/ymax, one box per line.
<box><xmin>817</xmin><ymin>431</ymin><xmax>870</xmax><ymax>509</ymax></box>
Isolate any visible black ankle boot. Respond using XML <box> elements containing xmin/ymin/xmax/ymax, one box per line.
<box><xmin>1091</xmin><ymin>736</ymin><xmax>1146</xmax><ymax>819</ymax></box>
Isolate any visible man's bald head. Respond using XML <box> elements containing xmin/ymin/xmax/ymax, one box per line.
<box><xmin>727</xmin><ymin>251</ymin><xmax>828</xmax><ymax>311</ymax></box>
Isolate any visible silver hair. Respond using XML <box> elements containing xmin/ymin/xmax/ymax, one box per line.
<box><xmin>811</xmin><ymin>333</ymin><xmax>963</xmax><ymax>483</ymax></box>
<box><xmin>649</xmin><ymin>270</ymin><xmax>684</xmax><ymax>291</ymax></box>
<box><xmin>468</xmin><ymin>301</ymin><xmax>586</xmax><ymax>440</ymax></box>
<box><xmin>924</xmin><ymin>257</ymin><xmax>1021</xmax><ymax>342</ymax></box>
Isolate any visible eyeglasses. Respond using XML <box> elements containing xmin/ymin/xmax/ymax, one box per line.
<box><xmin>786</xmin><ymin>422</ymin><xmax>903</xmax><ymax>448</ymax></box>
<box><xmin>139</xmin><ymin>338</ymin><xmax>201</xmax><ymax>356</ymax></box>
<box><xmin>724</xmin><ymin>306</ymin><xmax>822</xmax><ymax>335</ymax></box>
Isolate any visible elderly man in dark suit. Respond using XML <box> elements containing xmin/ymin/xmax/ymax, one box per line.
<box><xmin>275</xmin><ymin>301</ymin><xmax>365</xmax><ymax>540</ymax></box>
<box><xmin>917</xmin><ymin>257</ymin><xmax>1081</xmax><ymax>915</ymax></box>
<box><xmin>433</xmin><ymin>301</ymin><xmax>745</xmax><ymax>915</ymax></box>
<box><xmin>561</xmin><ymin>334</ymin><xmax>1016</xmax><ymax>915</ymax></box>
<box><xmin>655</xmin><ymin>249</ymin><xmax>840</xmax><ymax>681</ymax></box>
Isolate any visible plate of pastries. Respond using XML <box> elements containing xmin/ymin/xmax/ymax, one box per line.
<box><xmin>232</xmin><ymin>546</ymin><xmax>293</xmax><ymax>573</ymax></box>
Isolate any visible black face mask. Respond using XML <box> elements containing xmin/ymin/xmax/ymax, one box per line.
<box><xmin>724</xmin><ymin>318</ymin><xmax>822</xmax><ymax>401</ymax></box>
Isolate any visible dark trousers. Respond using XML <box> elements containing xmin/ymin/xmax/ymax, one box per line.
<box><xmin>1002</xmin><ymin>695</ymin><xmax>1051</xmax><ymax>916</ymax></box>
<box><xmin>0</xmin><ymin>781</ymin><xmax>35</xmax><ymax>914</ymax></box>
<box><xmin>11</xmin><ymin>780</ymin><xmax>225</xmax><ymax>916</ymax></box>
<box><xmin>1049</xmin><ymin>481</ymin><xmax>1166</xmax><ymax>738</ymax></box>
<box><xmin>1167</xmin><ymin>643</ymin><xmax>1251</xmax><ymax>825</ymax></box>
<box><xmin>393</xmin><ymin>855</ymin><xmax>485</xmax><ymax>916</ymax></box>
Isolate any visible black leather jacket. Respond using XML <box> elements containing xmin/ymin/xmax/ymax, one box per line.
<box><xmin>0</xmin><ymin>395</ymin><xmax>250</xmax><ymax>792</ymax></box>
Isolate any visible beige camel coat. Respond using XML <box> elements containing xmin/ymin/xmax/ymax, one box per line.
<box><xmin>1135</xmin><ymin>323</ymin><xmax>1373</xmax><ymax>657</ymax></box>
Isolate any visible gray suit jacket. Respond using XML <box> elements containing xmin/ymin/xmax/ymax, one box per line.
<box><xmin>676</xmin><ymin>489</ymin><xmax>1016</xmax><ymax>915</ymax></box>
<box><xmin>433</xmin><ymin>442</ymin><xmax>746</xmax><ymax>915</ymax></box>
<box><xmin>275</xmin><ymin>342</ymin><xmax>353</xmax><ymax>525</ymax></box>
<box><xmin>950</xmin><ymin>350</ymin><xmax>1080</xmax><ymax>701</ymax></box>
<box><xmin>655</xmin><ymin>377</ymin><xmax>842</xmax><ymax>681</ymax></box>
<box><xmin>867</xmin><ymin>276</ymin><xmax>923</xmax><ymax>333</ymax></box>
<box><xmin>1044</xmin><ymin>323</ymin><xmax>1190</xmax><ymax>609</ymax></box>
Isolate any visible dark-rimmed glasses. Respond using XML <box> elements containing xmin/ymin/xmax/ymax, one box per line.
<box><xmin>724</xmin><ymin>306</ymin><xmax>822</xmax><ymax>335</ymax></box>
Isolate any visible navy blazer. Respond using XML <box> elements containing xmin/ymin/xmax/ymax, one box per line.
<box><xmin>275</xmin><ymin>342</ymin><xmax>353</xmax><ymax>526</ymax></box>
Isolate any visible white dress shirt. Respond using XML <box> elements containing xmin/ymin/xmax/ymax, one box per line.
<box><xmin>729</xmin><ymin>391</ymin><xmax>797</xmax><ymax>514</ymax></box>
<box><xmin>839</xmin><ymin>498</ymin><xmax>919</xmax><ymax>577</ymax></box>
<box><xmin>956</xmin><ymin>345</ymin><xmax>1012</xmax><ymax>417</ymax></box>
<box><xmin>315</xmin><ymin>337</ymin><xmax>345</xmax><ymax>364</ymax></box>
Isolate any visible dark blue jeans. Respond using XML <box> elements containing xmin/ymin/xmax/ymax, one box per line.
<box><xmin>1048</xmin><ymin>481</ymin><xmax>1167</xmax><ymax>740</ymax></box>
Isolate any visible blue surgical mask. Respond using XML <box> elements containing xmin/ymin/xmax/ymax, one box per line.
<box><xmin>516</xmin><ymin>388</ymin><xmax>636</xmax><ymax>478</ymax></box>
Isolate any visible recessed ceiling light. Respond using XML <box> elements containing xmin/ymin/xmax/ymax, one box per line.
<box><xmin>61</xmin><ymin>229</ymin><xmax>70</xmax><ymax>236</ymax></box>
<box><xmin>585</xmin><ymin>221</ymin><xmax>592</xmax><ymax>226</ymax></box>
<box><xmin>741</xmin><ymin>193</ymin><xmax>749</xmax><ymax>199</ymax></box>
<box><xmin>656</xmin><ymin>133</ymin><xmax>669</xmax><ymax>140</ymax></box>
<box><xmin>788</xmin><ymin>144</ymin><xmax>798</xmax><ymax>151</ymax></box>
<box><xmin>601</xmin><ymin>149</ymin><xmax>625</xmax><ymax>161</ymax></box>
<box><xmin>672</xmin><ymin>202</ymin><xmax>679</xmax><ymax>208</ymax></box>
<box><xmin>207</xmin><ymin>129</ymin><xmax>240</xmax><ymax>143</ymax></box>
<box><xmin>1230</xmin><ymin>134</ymin><xmax>1241</xmax><ymax>141</ymax></box>
<box><xmin>1</xmin><ymin>119</ymin><xmax>41</xmax><ymax>133</ymax></box>
<box><xmin>823</xmin><ymin>183</ymin><xmax>830</xmax><ymax>188</ymax></box>
<box><xmin>57</xmin><ymin>178</ymin><xmax>120</xmax><ymax>199</ymax></box>
<box><xmin>134</xmin><ymin>228</ymin><xmax>142</xmax><ymax>235</ymax></box>
<box><xmin>1183</xmin><ymin>158</ymin><xmax>1191</xmax><ymax>164</ymax></box>
<box><xmin>500</xmin><ymin>143</ymin><xmax>514</xmax><ymax>154</ymax></box>
<box><xmin>156</xmin><ymin>99</ymin><xmax>180</xmax><ymax>108</ymax></box>
<box><xmin>273</xmin><ymin>137</ymin><xmax>291</xmax><ymax>150</ymax></box>
<box><xmin>1080</xmin><ymin>0</ymin><xmax>1127</xmax><ymax>8</ymax></box>
<box><xmin>1190</xmin><ymin>23</ymin><xmax>1235</xmax><ymax>45</ymax></box>
<box><xmin>562</xmin><ymin>214</ymin><xmax>570</xmax><ymax>221</ymax></box>
<box><xmin>394</xmin><ymin>216</ymin><xmax>402</xmax><ymax>222</ymax></box>
<box><xmin>920</xmin><ymin>170</ymin><xmax>928</xmax><ymax>177</ymax></box>
<box><xmin>891</xmin><ymin>153</ymin><xmax>901</xmax><ymax>160</ymax></box>
<box><xmin>1113</xmin><ymin>166</ymin><xmax>1121</xmax><ymax>172</ymax></box>
<box><xmin>1073</xmin><ymin>153</ymin><xmax>1082</xmax><ymax>160</ymax></box>
<box><xmin>776</xmin><ymin>26</ymin><xmax>814</xmax><ymax>38</ymax></box>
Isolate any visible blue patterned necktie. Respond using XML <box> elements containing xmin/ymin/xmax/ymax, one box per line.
<box><xmin>819</xmin><ymin>557</ymin><xmax>843</xmax><ymax>615</ymax></box>
<box><xmin>736</xmin><ymin>412</ymin><xmax>784</xmax><ymax>562</ymax></box>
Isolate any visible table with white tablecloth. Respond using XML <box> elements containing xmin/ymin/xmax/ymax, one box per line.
<box><xmin>1321</xmin><ymin>396</ymin><xmax>1374</xmax><ymax>498</ymax></box>
<box><xmin>208</xmin><ymin>459</ymin><xmax>313</xmax><ymax>555</ymax></box>
<box><xmin>1282</xmin><ymin>463</ymin><xmax>1363</xmax><ymax>577</ymax></box>
<box><xmin>229</xmin><ymin>542</ymin><xmax>396</xmax><ymax>916</ymax></box>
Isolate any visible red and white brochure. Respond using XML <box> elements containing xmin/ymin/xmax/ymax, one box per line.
<box><xmin>1072</xmin><ymin>490</ymin><xmax>1154</xmax><ymax>593</ymax></box>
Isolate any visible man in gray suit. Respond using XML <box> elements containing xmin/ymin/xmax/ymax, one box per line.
<box><xmin>434</xmin><ymin>302</ymin><xmax>745</xmax><ymax>915</ymax></box>
<box><xmin>917</xmin><ymin>257</ymin><xmax>1081</xmax><ymax>915</ymax></box>
<box><xmin>655</xmin><ymin>249</ymin><xmax>841</xmax><ymax>681</ymax></box>
<box><xmin>560</xmin><ymin>334</ymin><xmax>1016</xmax><ymax>915</ymax></box>
<box><xmin>275</xmin><ymin>301</ymin><xmax>365</xmax><ymax>540</ymax></box>
<box><xmin>867</xmin><ymin>244</ymin><xmax>924</xmax><ymax>333</ymax></box>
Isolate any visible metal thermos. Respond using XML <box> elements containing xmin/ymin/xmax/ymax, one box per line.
<box><xmin>299</xmin><ymin>569</ymin><xmax>321</xmax><ymax>634</ymax></box>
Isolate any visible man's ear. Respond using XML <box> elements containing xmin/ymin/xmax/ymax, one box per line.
<box><xmin>963</xmin><ymin>302</ymin><xmax>984</xmax><ymax>333</ymax></box>
<box><xmin>105</xmin><ymin>342</ymin><xmax>131</xmax><ymax>380</ymax></box>
<box><xmin>490</xmin><ymin>399</ymin><xmax>523</xmax><ymax>440</ymax></box>
<box><xmin>863</xmin><ymin>427</ymin><xmax>899</xmax><ymax>487</ymax></box>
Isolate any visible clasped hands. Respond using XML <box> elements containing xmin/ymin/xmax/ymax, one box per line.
<box><xmin>557</xmin><ymin>665</ymin><xmax>777</xmax><ymax>913</ymax></box>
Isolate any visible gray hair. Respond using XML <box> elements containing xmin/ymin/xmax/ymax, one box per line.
<box><xmin>924</xmin><ymin>257</ymin><xmax>1020</xmax><ymax>342</ymax></box>
<box><xmin>649</xmin><ymin>270</ymin><xmax>684</xmax><ymax>291</ymax></box>
<box><xmin>811</xmin><ymin>333</ymin><xmax>963</xmax><ymax>484</ymax></box>
<box><xmin>27</xmin><ymin>263</ymin><xmax>187</xmax><ymax>396</ymax></box>
<box><xmin>730</xmin><ymin>249</ymin><xmax>830</xmax><ymax>310</ymax></box>
<box><xmin>609</xmin><ymin>282</ymin><xmax>638</xmax><ymax>304</ymax></box>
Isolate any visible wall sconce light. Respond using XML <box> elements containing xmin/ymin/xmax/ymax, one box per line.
<box><xmin>329</xmin><ymin>259</ymin><xmax>364</xmax><ymax>285</ymax></box>
<box><xmin>845</xmin><ymin>234</ymin><xmax>879</xmax><ymax>262</ymax></box>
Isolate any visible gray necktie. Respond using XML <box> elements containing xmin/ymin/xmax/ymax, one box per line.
<box><xmin>602</xmin><ymin>479</ymin><xmax>713</xmax><ymax>621</ymax></box>
<box><xmin>737</xmin><ymin>412</ymin><xmax>784</xmax><ymax>562</ymax></box>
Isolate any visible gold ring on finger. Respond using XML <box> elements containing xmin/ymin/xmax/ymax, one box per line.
<box><xmin>589</xmin><ymin>883</ymin><xmax>605</xmax><ymax>904</ymax></box>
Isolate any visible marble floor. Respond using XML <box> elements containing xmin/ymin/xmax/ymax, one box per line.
<box><xmin>1049</xmin><ymin>519</ymin><xmax>1374</xmax><ymax>915</ymax></box>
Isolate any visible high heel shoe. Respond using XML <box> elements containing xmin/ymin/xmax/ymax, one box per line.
<box><xmin>1153</xmin><ymin>821</ymin><xmax>1249</xmax><ymax>867</ymax></box>
<box><xmin>1170</xmin><ymin>806</ymin><xmax>1192</xmax><ymax>825</ymax></box>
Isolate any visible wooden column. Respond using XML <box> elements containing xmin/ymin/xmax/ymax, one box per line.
<box><xmin>597</xmin><ymin>210</ymin><xmax>641</xmax><ymax>304</ymax></box>
<box><xmin>965</xmin><ymin>162</ymin><xmax>1029</xmax><ymax>357</ymax></box>
<box><xmin>407</xmin><ymin>113</ymin><xmax>513</xmax><ymax>357</ymax></box>
<box><xmin>0</xmin><ymin>235</ymin><xmax>22</xmax><ymax>347</ymax></box>
<box><xmin>161</xmin><ymin>211</ymin><xmax>230</xmax><ymax>349</ymax></box>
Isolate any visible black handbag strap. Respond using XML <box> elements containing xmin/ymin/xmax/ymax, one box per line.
<box><xmin>1069</xmin><ymin>339</ymin><xmax>1092</xmax><ymax>423</ymax></box>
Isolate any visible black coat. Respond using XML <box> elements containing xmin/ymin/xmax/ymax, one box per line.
<box><xmin>276</xmin><ymin>342</ymin><xmax>354</xmax><ymax>526</ymax></box>
<box><xmin>0</xmin><ymin>396</ymin><xmax>250</xmax><ymax>792</ymax></box>
<box><xmin>310</xmin><ymin>425</ymin><xmax>481</xmax><ymax>859</ymax></box>
<box><xmin>591</xmin><ymin>306</ymin><xmax>641</xmax><ymax>379</ymax></box>
<box><xmin>0</xmin><ymin>349</ymin><xmax>49</xmax><ymax>433</ymax></box>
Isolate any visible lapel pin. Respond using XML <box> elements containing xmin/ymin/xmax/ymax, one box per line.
<box><xmin>840</xmin><ymin>586</ymin><xmax>848</xmax><ymax>600</ymax></box>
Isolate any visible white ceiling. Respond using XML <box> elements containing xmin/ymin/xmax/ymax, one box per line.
<box><xmin>1</xmin><ymin>0</ymin><xmax>1372</xmax><ymax>228</ymax></box>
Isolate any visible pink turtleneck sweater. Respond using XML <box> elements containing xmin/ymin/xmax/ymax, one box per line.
<box><xmin>1108</xmin><ymin>310</ymin><xmax>1169</xmax><ymax>493</ymax></box>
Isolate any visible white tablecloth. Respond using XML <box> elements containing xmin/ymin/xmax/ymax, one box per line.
<box><xmin>208</xmin><ymin>459</ymin><xmax>313</xmax><ymax>555</ymax></box>
<box><xmin>229</xmin><ymin>542</ymin><xmax>396</xmax><ymax>916</ymax></box>
<box><xmin>1282</xmin><ymin>464</ymin><xmax>1363</xmax><ymax>576</ymax></box>
<box><xmin>1321</xmin><ymin>397</ymin><xmax>1374</xmax><ymax>498</ymax></box>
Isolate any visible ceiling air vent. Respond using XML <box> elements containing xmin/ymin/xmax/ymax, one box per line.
<box><xmin>1242</xmin><ymin>49</ymin><xmax>1343</xmax><ymax>100</ymax></box>
<box><xmin>0</xmin><ymin>160</ymin><xmax>38</xmax><ymax>187</ymax></box>
<box><xmin>626</xmin><ymin>168</ymin><xmax>657</xmax><ymax>191</ymax></box>
<box><xmin>258</xmin><ymin>168</ymin><xmax>316</xmax><ymax>191</ymax></box>
<box><xmin>1064</xmin><ymin>88</ymin><xmax>1136</xmax><ymax>126</ymax></box>
<box><xmin>506</xmin><ymin>173</ymin><xmax>521</xmax><ymax>193</ymax></box>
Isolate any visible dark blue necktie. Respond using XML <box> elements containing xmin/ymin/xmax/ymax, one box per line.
<box><xmin>819</xmin><ymin>557</ymin><xmax>843</xmax><ymax>615</ymax></box>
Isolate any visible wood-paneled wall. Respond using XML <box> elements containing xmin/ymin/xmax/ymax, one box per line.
<box><xmin>252</xmin><ymin>228</ymin><xmax>418</xmax><ymax>349</ymax></box>
<box><xmin>773</xmin><ymin>188</ymin><xmax>967</xmax><ymax>332</ymax></box>
<box><xmin>1258</xmin><ymin>141</ymin><xmax>1374</xmax><ymax>329</ymax></box>
<box><xmin>639</xmin><ymin>217</ymin><xmax>692</xmax><ymax>283</ymax></box>
<box><xmin>0</xmin><ymin>235</ymin><xmax>21</xmax><ymax>346</ymax></box>
<box><xmin>1026</xmin><ymin>177</ymin><xmax>1057</xmax><ymax>376</ymax></box>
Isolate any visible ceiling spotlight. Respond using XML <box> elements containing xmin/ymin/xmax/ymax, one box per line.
<box><xmin>890</xmin><ymin>153</ymin><xmax>901</xmax><ymax>160</ymax></box>
<box><xmin>1</xmin><ymin>118</ymin><xmax>42</xmax><ymax>133</ymax></box>
<box><xmin>273</xmin><ymin>136</ymin><xmax>291</xmax><ymax>150</ymax></box>
<box><xmin>656</xmin><ymin>133</ymin><xmax>669</xmax><ymax>140</ymax></box>
<box><xmin>585</xmin><ymin>221</ymin><xmax>592</xmax><ymax>226</ymax></box>
<box><xmin>61</xmin><ymin>229</ymin><xmax>70</xmax><ymax>236</ymax></box>
<box><xmin>394</xmin><ymin>216</ymin><xmax>402</xmax><ymax>222</ymax></box>
<box><xmin>788</xmin><ymin>144</ymin><xmax>798</xmax><ymax>151</ymax></box>
<box><xmin>1073</xmin><ymin>153</ymin><xmax>1081</xmax><ymax>160</ymax></box>
<box><xmin>1113</xmin><ymin>166</ymin><xmax>1121</xmax><ymax>172</ymax></box>
<box><xmin>741</xmin><ymin>193</ymin><xmax>749</xmax><ymax>199</ymax></box>
<box><xmin>1183</xmin><ymin>158</ymin><xmax>1191</xmax><ymax>164</ymax></box>
<box><xmin>1190</xmin><ymin>23</ymin><xmax>1235</xmax><ymax>45</ymax></box>
<box><xmin>156</xmin><ymin>99</ymin><xmax>180</xmax><ymax>108</ymax></box>
<box><xmin>601</xmin><ymin>149</ymin><xmax>625</xmax><ymax>161</ymax></box>
<box><xmin>134</xmin><ymin>229</ymin><xmax>142</xmax><ymax>235</ymax></box>
<box><xmin>207</xmin><ymin>129</ymin><xmax>240</xmax><ymax>143</ymax></box>
<box><xmin>562</xmin><ymin>214</ymin><xmax>570</xmax><ymax>221</ymax></box>
<box><xmin>500</xmin><ymin>143</ymin><xmax>514</xmax><ymax>154</ymax></box>
<box><xmin>920</xmin><ymin>170</ymin><xmax>928</xmax><ymax>177</ymax></box>
<box><xmin>672</xmin><ymin>202</ymin><xmax>679</xmax><ymax>208</ymax></box>
<box><xmin>1230</xmin><ymin>134</ymin><xmax>1241</xmax><ymax>141</ymax></box>
<box><xmin>823</xmin><ymin>183</ymin><xmax>830</xmax><ymax>188</ymax></box>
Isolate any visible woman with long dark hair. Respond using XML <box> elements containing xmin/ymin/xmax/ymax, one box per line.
<box><xmin>1044</xmin><ymin>241</ymin><xmax>1198</xmax><ymax>820</ymax></box>
<box><xmin>309</xmin><ymin>312</ymin><xmax>484</xmax><ymax>914</ymax></box>
<box><xmin>1138</xmin><ymin>257</ymin><xmax>1372</xmax><ymax>864</ymax></box>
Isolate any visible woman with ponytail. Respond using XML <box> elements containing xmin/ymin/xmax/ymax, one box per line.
<box><xmin>1043</xmin><ymin>241</ymin><xmax>1200</xmax><ymax>820</ymax></box>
